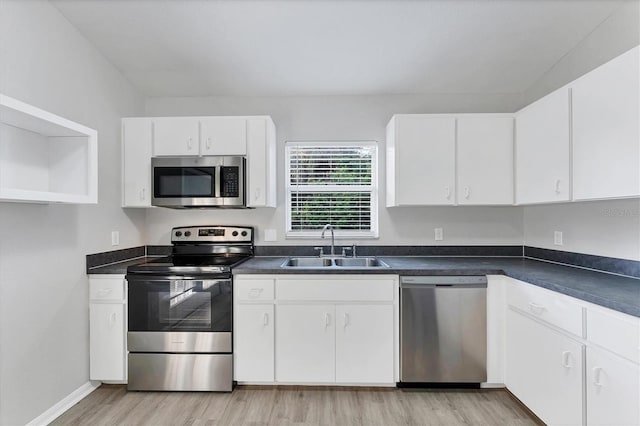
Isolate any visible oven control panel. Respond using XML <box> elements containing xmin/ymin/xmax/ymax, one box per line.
<box><xmin>171</xmin><ymin>226</ymin><xmax>253</xmax><ymax>243</ymax></box>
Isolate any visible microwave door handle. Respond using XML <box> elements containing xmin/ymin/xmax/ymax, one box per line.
<box><xmin>214</xmin><ymin>166</ymin><xmax>221</xmax><ymax>198</ymax></box>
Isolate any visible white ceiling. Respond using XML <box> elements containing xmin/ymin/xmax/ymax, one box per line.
<box><xmin>52</xmin><ymin>0</ymin><xmax>623</xmax><ymax>97</ymax></box>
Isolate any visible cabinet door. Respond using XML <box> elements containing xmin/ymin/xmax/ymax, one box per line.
<box><xmin>335</xmin><ymin>305</ymin><xmax>394</xmax><ymax>384</ymax></box>
<box><xmin>234</xmin><ymin>304</ymin><xmax>274</xmax><ymax>382</ymax></box>
<box><xmin>152</xmin><ymin>117</ymin><xmax>199</xmax><ymax>156</ymax></box>
<box><xmin>505</xmin><ymin>309</ymin><xmax>583</xmax><ymax>425</ymax></box>
<box><xmin>587</xmin><ymin>345</ymin><xmax>640</xmax><ymax>426</ymax></box>
<box><xmin>457</xmin><ymin>116</ymin><xmax>514</xmax><ymax>205</ymax></box>
<box><xmin>200</xmin><ymin>117</ymin><xmax>247</xmax><ymax>156</ymax></box>
<box><xmin>122</xmin><ymin>118</ymin><xmax>152</xmax><ymax>207</ymax></box>
<box><xmin>390</xmin><ymin>115</ymin><xmax>456</xmax><ymax>205</ymax></box>
<box><xmin>90</xmin><ymin>303</ymin><xmax>125</xmax><ymax>381</ymax></box>
<box><xmin>276</xmin><ymin>304</ymin><xmax>335</xmax><ymax>383</ymax></box>
<box><xmin>246</xmin><ymin>118</ymin><xmax>276</xmax><ymax>207</ymax></box>
<box><xmin>515</xmin><ymin>88</ymin><xmax>570</xmax><ymax>204</ymax></box>
<box><xmin>572</xmin><ymin>46</ymin><xmax>640</xmax><ymax>200</ymax></box>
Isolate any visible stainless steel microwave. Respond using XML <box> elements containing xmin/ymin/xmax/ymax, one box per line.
<box><xmin>151</xmin><ymin>156</ymin><xmax>246</xmax><ymax>208</ymax></box>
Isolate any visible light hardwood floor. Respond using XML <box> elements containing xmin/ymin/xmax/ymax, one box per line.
<box><xmin>51</xmin><ymin>385</ymin><xmax>541</xmax><ymax>425</ymax></box>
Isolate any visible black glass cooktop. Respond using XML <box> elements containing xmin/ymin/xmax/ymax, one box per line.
<box><xmin>127</xmin><ymin>254</ymin><xmax>250</xmax><ymax>275</ymax></box>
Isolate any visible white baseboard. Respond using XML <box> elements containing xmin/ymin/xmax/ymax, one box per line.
<box><xmin>27</xmin><ymin>381</ymin><xmax>101</xmax><ymax>426</ymax></box>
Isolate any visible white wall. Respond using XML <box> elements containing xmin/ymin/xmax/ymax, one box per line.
<box><xmin>144</xmin><ymin>94</ymin><xmax>524</xmax><ymax>246</ymax></box>
<box><xmin>521</xmin><ymin>0</ymin><xmax>640</xmax><ymax>107</ymax></box>
<box><xmin>524</xmin><ymin>199</ymin><xmax>640</xmax><ymax>261</ymax></box>
<box><xmin>0</xmin><ymin>1</ymin><xmax>145</xmax><ymax>424</ymax></box>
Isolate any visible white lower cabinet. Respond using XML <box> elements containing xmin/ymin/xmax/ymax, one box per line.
<box><xmin>234</xmin><ymin>304</ymin><xmax>274</xmax><ymax>382</ymax></box>
<box><xmin>90</xmin><ymin>303</ymin><xmax>126</xmax><ymax>381</ymax></box>
<box><xmin>234</xmin><ymin>274</ymin><xmax>398</xmax><ymax>385</ymax></box>
<box><xmin>586</xmin><ymin>345</ymin><xmax>640</xmax><ymax>426</ymax></box>
<box><xmin>506</xmin><ymin>308</ymin><xmax>584</xmax><ymax>425</ymax></box>
<box><xmin>276</xmin><ymin>304</ymin><xmax>336</xmax><ymax>383</ymax></box>
<box><xmin>335</xmin><ymin>304</ymin><xmax>394</xmax><ymax>383</ymax></box>
<box><xmin>504</xmin><ymin>277</ymin><xmax>640</xmax><ymax>425</ymax></box>
<box><xmin>89</xmin><ymin>275</ymin><xmax>127</xmax><ymax>383</ymax></box>
<box><xmin>275</xmin><ymin>303</ymin><xmax>394</xmax><ymax>384</ymax></box>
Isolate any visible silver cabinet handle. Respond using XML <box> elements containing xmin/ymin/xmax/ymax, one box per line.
<box><xmin>445</xmin><ymin>186</ymin><xmax>451</xmax><ymax>199</ymax></box>
<box><xmin>206</xmin><ymin>137</ymin><xmax>212</xmax><ymax>150</ymax></box>
<box><xmin>343</xmin><ymin>313</ymin><xmax>350</xmax><ymax>328</ymax></box>
<box><xmin>555</xmin><ymin>179</ymin><xmax>561</xmax><ymax>194</ymax></box>
<box><xmin>254</xmin><ymin>187</ymin><xmax>261</xmax><ymax>201</ymax></box>
<box><xmin>140</xmin><ymin>188</ymin><xmax>146</xmax><ymax>201</ymax></box>
<box><xmin>464</xmin><ymin>186</ymin><xmax>470</xmax><ymax>199</ymax></box>
<box><xmin>187</xmin><ymin>137</ymin><xmax>193</xmax><ymax>150</ymax></box>
<box><xmin>561</xmin><ymin>351</ymin><xmax>572</xmax><ymax>368</ymax></box>
<box><xmin>324</xmin><ymin>313</ymin><xmax>331</xmax><ymax>328</ymax></box>
<box><xmin>263</xmin><ymin>312</ymin><xmax>269</xmax><ymax>326</ymax></box>
<box><xmin>110</xmin><ymin>312</ymin><xmax>117</xmax><ymax>326</ymax></box>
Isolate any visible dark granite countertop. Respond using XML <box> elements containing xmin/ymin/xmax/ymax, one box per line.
<box><xmin>233</xmin><ymin>256</ymin><xmax>640</xmax><ymax>317</ymax></box>
<box><xmin>87</xmin><ymin>256</ymin><xmax>161</xmax><ymax>275</ymax></box>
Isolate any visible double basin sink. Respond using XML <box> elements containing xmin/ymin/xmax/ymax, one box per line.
<box><xmin>281</xmin><ymin>257</ymin><xmax>389</xmax><ymax>268</ymax></box>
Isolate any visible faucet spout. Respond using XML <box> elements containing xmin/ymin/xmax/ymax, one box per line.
<box><xmin>321</xmin><ymin>224</ymin><xmax>335</xmax><ymax>256</ymax></box>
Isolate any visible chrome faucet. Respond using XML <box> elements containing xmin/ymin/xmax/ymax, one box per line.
<box><xmin>321</xmin><ymin>224</ymin><xmax>336</xmax><ymax>256</ymax></box>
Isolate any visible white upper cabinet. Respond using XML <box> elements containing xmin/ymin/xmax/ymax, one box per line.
<box><xmin>246</xmin><ymin>117</ymin><xmax>276</xmax><ymax>207</ymax></box>
<box><xmin>571</xmin><ymin>46</ymin><xmax>640</xmax><ymax>201</ymax></box>
<box><xmin>0</xmin><ymin>94</ymin><xmax>98</xmax><ymax>204</ymax></box>
<box><xmin>200</xmin><ymin>117</ymin><xmax>247</xmax><ymax>156</ymax></box>
<box><xmin>515</xmin><ymin>88</ymin><xmax>571</xmax><ymax>204</ymax></box>
<box><xmin>122</xmin><ymin>118</ymin><xmax>152</xmax><ymax>207</ymax></box>
<box><xmin>152</xmin><ymin>117</ymin><xmax>199</xmax><ymax>156</ymax></box>
<box><xmin>386</xmin><ymin>115</ymin><xmax>456</xmax><ymax>206</ymax></box>
<box><xmin>457</xmin><ymin>115</ymin><xmax>514</xmax><ymax>205</ymax></box>
<box><xmin>122</xmin><ymin>115</ymin><xmax>276</xmax><ymax>208</ymax></box>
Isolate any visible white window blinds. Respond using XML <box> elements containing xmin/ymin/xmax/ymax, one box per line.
<box><xmin>286</xmin><ymin>142</ymin><xmax>378</xmax><ymax>238</ymax></box>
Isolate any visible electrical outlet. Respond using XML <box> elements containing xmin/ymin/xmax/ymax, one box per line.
<box><xmin>554</xmin><ymin>231</ymin><xmax>563</xmax><ymax>246</ymax></box>
<box><xmin>434</xmin><ymin>228</ymin><xmax>444</xmax><ymax>241</ymax></box>
<box><xmin>111</xmin><ymin>231</ymin><xmax>120</xmax><ymax>246</ymax></box>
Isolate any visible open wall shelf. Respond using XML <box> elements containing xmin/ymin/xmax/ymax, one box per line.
<box><xmin>0</xmin><ymin>94</ymin><xmax>98</xmax><ymax>204</ymax></box>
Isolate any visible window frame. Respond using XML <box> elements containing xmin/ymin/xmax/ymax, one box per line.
<box><xmin>285</xmin><ymin>141</ymin><xmax>379</xmax><ymax>239</ymax></box>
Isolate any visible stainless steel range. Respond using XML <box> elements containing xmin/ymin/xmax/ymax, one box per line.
<box><xmin>126</xmin><ymin>225</ymin><xmax>253</xmax><ymax>391</ymax></box>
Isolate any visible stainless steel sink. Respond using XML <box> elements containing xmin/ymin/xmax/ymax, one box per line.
<box><xmin>333</xmin><ymin>257</ymin><xmax>389</xmax><ymax>267</ymax></box>
<box><xmin>281</xmin><ymin>257</ymin><xmax>389</xmax><ymax>268</ymax></box>
<box><xmin>282</xmin><ymin>258</ymin><xmax>333</xmax><ymax>267</ymax></box>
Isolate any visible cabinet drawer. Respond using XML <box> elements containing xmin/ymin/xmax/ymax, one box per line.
<box><xmin>507</xmin><ymin>280</ymin><xmax>583</xmax><ymax>337</ymax></box>
<box><xmin>89</xmin><ymin>278</ymin><xmax>125</xmax><ymax>301</ymax></box>
<box><xmin>587</xmin><ymin>308</ymin><xmax>640</xmax><ymax>364</ymax></box>
<box><xmin>235</xmin><ymin>278</ymin><xmax>274</xmax><ymax>301</ymax></box>
<box><xmin>276</xmin><ymin>277</ymin><xmax>395</xmax><ymax>302</ymax></box>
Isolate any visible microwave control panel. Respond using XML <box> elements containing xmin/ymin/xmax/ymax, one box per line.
<box><xmin>220</xmin><ymin>166</ymin><xmax>239</xmax><ymax>197</ymax></box>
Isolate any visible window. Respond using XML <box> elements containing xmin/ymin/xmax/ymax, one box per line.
<box><xmin>285</xmin><ymin>141</ymin><xmax>378</xmax><ymax>238</ymax></box>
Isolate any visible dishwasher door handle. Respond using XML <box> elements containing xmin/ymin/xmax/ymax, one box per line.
<box><xmin>401</xmin><ymin>283</ymin><xmax>487</xmax><ymax>289</ymax></box>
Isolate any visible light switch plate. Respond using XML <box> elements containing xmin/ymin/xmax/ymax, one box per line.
<box><xmin>264</xmin><ymin>229</ymin><xmax>277</xmax><ymax>242</ymax></box>
<box><xmin>554</xmin><ymin>231</ymin><xmax>563</xmax><ymax>246</ymax></box>
<box><xmin>434</xmin><ymin>228</ymin><xmax>444</xmax><ymax>241</ymax></box>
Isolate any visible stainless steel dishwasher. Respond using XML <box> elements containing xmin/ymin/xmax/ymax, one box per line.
<box><xmin>400</xmin><ymin>276</ymin><xmax>487</xmax><ymax>386</ymax></box>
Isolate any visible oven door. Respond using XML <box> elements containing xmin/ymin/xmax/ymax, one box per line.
<box><xmin>127</xmin><ymin>275</ymin><xmax>232</xmax><ymax>353</ymax></box>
